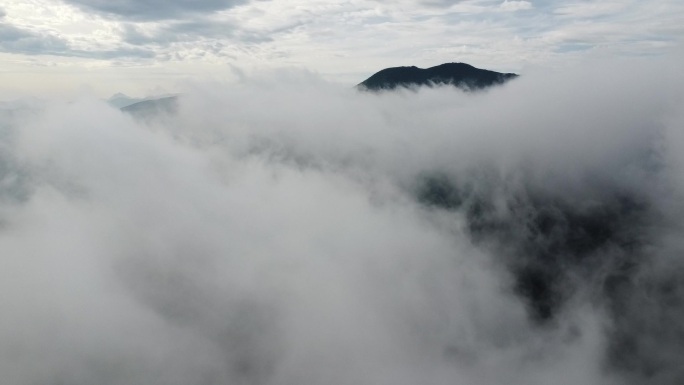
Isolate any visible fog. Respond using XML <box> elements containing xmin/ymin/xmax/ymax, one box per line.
<box><xmin>1</xmin><ymin>58</ymin><xmax>683</xmax><ymax>385</ymax></box>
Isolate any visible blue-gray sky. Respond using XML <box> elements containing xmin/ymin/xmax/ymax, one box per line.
<box><xmin>0</xmin><ymin>0</ymin><xmax>682</xmax><ymax>95</ymax></box>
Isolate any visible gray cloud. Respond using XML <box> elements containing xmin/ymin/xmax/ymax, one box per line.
<box><xmin>0</xmin><ymin>21</ymin><xmax>155</xmax><ymax>59</ymax></box>
<box><xmin>119</xmin><ymin>19</ymin><xmax>271</xmax><ymax>60</ymax></box>
<box><xmin>63</xmin><ymin>0</ymin><xmax>250</xmax><ymax>20</ymax></box>
<box><xmin>122</xmin><ymin>19</ymin><xmax>268</xmax><ymax>46</ymax></box>
<box><xmin>0</xmin><ymin>23</ymin><xmax>70</xmax><ymax>55</ymax></box>
<box><xmin>418</xmin><ymin>0</ymin><xmax>467</xmax><ymax>7</ymax></box>
<box><xmin>73</xmin><ymin>47</ymin><xmax>157</xmax><ymax>59</ymax></box>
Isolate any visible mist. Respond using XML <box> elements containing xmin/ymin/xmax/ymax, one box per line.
<box><xmin>1</xmin><ymin>57</ymin><xmax>684</xmax><ymax>385</ymax></box>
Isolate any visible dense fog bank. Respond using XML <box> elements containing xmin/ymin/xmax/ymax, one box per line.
<box><xmin>1</xmin><ymin>59</ymin><xmax>683</xmax><ymax>384</ymax></box>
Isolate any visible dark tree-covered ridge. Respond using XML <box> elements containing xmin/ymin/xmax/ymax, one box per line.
<box><xmin>358</xmin><ymin>62</ymin><xmax>518</xmax><ymax>91</ymax></box>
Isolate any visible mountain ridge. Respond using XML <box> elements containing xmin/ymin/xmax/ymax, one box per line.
<box><xmin>358</xmin><ymin>62</ymin><xmax>518</xmax><ymax>91</ymax></box>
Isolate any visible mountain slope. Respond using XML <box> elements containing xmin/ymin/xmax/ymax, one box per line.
<box><xmin>358</xmin><ymin>62</ymin><xmax>518</xmax><ymax>91</ymax></box>
<box><xmin>107</xmin><ymin>93</ymin><xmax>143</xmax><ymax>109</ymax></box>
<box><xmin>120</xmin><ymin>95</ymin><xmax>178</xmax><ymax>119</ymax></box>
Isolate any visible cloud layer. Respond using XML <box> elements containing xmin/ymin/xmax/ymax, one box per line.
<box><xmin>64</xmin><ymin>0</ymin><xmax>248</xmax><ymax>20</ymax></box>
<box><xmin>1</xmin><ymin>56</ymin><xmax>684</xmax><ymax>384</ymax></box>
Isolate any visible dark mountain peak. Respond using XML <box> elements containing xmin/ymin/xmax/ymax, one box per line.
<box><xmin>358</xmin><ymin>62</ymin><xmax>518</xmax><ymax>92</ymax></box>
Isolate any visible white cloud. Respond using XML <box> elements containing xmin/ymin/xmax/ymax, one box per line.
<box><xmin>1</xmin><ymin>57</ymin><xmax>684</xmax><ymax>384</ymax></box>
<box><xmin>499</xmin><ymin>0</ymin><xmax>532</xmax><ymax>12</ymax></box>
<box><xmin>554</xmin><ymin>2</ymin><xmax>626</xmax><ymax>18</ymax></box>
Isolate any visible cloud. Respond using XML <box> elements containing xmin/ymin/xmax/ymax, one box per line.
<box><xmin>62</xmin><ymin>0</ymin><xmax>250</xmax><ymax>20</ymax></box>
<box><xmin>121</xmin><ymin>19</ymin><xmax>270</xmax><ymax>47</ymax></box>
<box><xmin>0</xmin><ymin>22</ymin><xmax>70</xmax><ymax>55</ymax></box>
<box><xmin>0</xmin><ymin>21</ymin><xmax>156</xmax><ymax>59</ymax></box>
<box><xmin>417</xmin><ymin>0</ymin><xmax>471</xmax><ymax>7</ymax></box>
<box><xmin>72</xmin><ymin>46</ymin><xmax>157</xmax><ymax>59</ymax></box>
<box><xmin>499</xmin><ymin>0</ymin><xmax>532</xmax><ymax>12</ymax></box>
<box><xmin>1</xmin><ymin>56</ymin><xmax>684</xmax><ymax>384</ymax></box>
<box><xmin>553</xmin><ymin>2</ymin><xmax>626</xmax><ymax>18</ymax></box>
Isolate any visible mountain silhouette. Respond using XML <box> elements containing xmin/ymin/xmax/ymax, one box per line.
<box><xmin>120</xmin><ymin>95</ymin><xmax>178</xmax><ymax>119</ymax></box>
<box><xmin>107</xmin><ymin>93</ymin><xmax>143</xmax><ymax>109</ymax></box>
<box><xmin>358</xmin><ymin>62</ymin><xmax>518</xmax><ymax>91</ymax></box>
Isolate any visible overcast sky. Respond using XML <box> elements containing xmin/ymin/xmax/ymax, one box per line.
<box><xmin>1</xmin><ymin>0</ymin><xmax>682</xmax><ymax>95</ymax></box>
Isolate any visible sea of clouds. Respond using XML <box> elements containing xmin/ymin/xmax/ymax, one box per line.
<box><xmin>1</xmin><ymin>57</ymin><xmax>683</xmax><ymax>385</ymax></box>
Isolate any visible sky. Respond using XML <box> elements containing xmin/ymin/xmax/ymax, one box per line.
<box><xmin>1</xmin><ymin>0</ymin><xmax>683</xmax><ymax>96</ymax></box>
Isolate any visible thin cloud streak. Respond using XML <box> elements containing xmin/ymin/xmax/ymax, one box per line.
<box><xmin>62</xmin><ymin>0</ymin><xmax>250</xmax><ymax>20</ymax></box>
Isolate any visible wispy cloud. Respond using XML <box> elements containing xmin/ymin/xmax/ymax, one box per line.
<box><xmin>62</xmin><ymin>0</ymin><xmax>250</xmax><ymax>20</ymax></box>
<box><xmin>0</xmin><ymin>19</ymin><xmax>156</xmax><ymax>59</ymax></box>
<box><xmin>499</xmin><ymin>0</ymin><xmax>532</xmax><ymax>12</ymax></box>
<box><xmin>0</xmin><ymin>22</ymin><xmax>70</xmax><ymax>55</ymax></box>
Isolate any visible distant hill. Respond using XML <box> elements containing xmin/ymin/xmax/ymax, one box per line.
<box><xmin>120</xmin><ymin>96</ymin><xmax>178</xmax><ymax>119</ymax></box>
<box><xmin>358</xmin><ymin>62</ymin><xmax>518</xmax><ymax>91</ymax></box>
<box><xmin>107</xmin><ymin>93</ymin><xmax>144</xmax><ymax>109</ymax></box>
